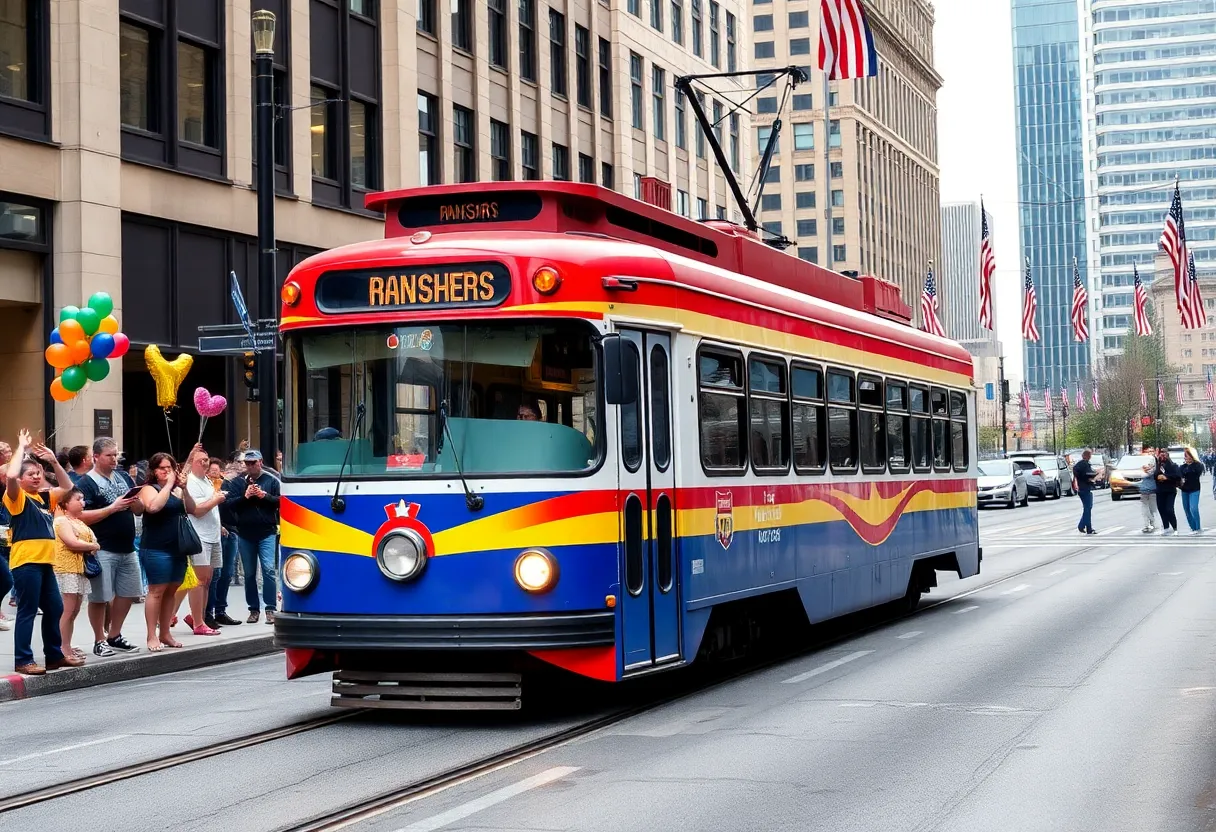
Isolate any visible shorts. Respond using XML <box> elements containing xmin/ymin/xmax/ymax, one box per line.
<box><xmin>89</xmin><ymin>550</ymin><xmax>143</xmax><ymax>603</ymax></box>
<box><xmin>56</xmin><ymin>571</ymin><xmax>92</xmax><ymax>596</ymax></box>
<box><xmin>192</xmin><ymin>539</ymin><xmax>222</xmax><ymax>569</ymax></box>
<box><xmin>139</xmin><ymin>547</ymin><xmax>188</xmax><ymax>586</ymax></box>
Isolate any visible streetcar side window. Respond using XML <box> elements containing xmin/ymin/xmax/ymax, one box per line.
<box><xmin>791</xmin><ymin>362</ymin><xmax>826</xmax><ymax>474</ymax></box>
<box><xmin>827</xmin><ymin>368</ymin><xmax>858</xmax><ymax>472</ymax></box>
<box><xmin>698</xmin><ymin>347</ymin><xmax>747</xmax><ymax>472</ymax></box>
<box><xmin>621</xmin><ymin>340</ymin><xmax>644</xmax><ymax>473</ymax></box>
<box><xmin>858</xmin><ymin>374</ymin><xmax>886</xmax><ymax>474</ymax></box>
<box><xmin>749</xmin><ymin>355</ymin><xmax>790</xmax><ymax>474</ymax></box>
<box><xmin>931</xmin><ymin>387</ymin><xmax>951</xmax><ymax>471</ymax></box>
<box><xmin>886</xmin><ymin>380</ymin><xmax>910</xmax><ymax>473</ymax></box>
<box><xmin>950</xmin><ymin>390</ymin><xmax>969</xmax><ymax>472</ymax></box>
<box><xmin>909</xmin><ymin>383</ymin><xmax>931</xmax><ymax>472</ymax></box>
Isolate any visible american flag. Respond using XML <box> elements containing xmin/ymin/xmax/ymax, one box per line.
<box><xmin>1187</xmin><ymin>251</ymin><xmax>1208</xmax><ymax>328</ymax></box>
<box><xmin>1021</xmin><ymin>383</ymin><xmax>1032</xmax><ymax>421</ymax></box>
<box><xmin>1060</xmin><ymin>386</ymin><xmax>1069</xmax><ymax>418</ymax></box>
<box><xmin>1177</xmin><ymin>379</ymin><xmax>1185</xmax><ymax>405</ymax></box>
<box><xmin>1132</xmin><ymin>264</ymin><xmax>1153</xmax><ymax>336</ymax></box>
<box><xmin>1141</xmin><ymin>383</ymin><xmax>1148</xmax><ymax>411</ymax></box>
<box><xmin>1071</xmin><ymin>257</ymin><xmax>1089</xmax><ymax>342</ymax></box>
<box><xmin>1076</xmin><ymin>385</ymin><xmax>1086</xmax><ymax>413</ymax></box>
<box><xmin>921</xmin><ymin>263</ymin><xmax>946</xmax><ymax>337</ymax></box>
<box><xmin>1021</xmin><ymin>258</ymin><xmax>1040</xmax><ymax>342</ymax></box>
<box><xmin>1206</xmin><ymin>371</ymin><xmax>1214</xmax><ymax>402</ymax></box>
<box><xmin>1160</xmin><ymin>181</ymin><xmax>1190</xmax><ymax>321</ymax></box>
<box><xmin>979</xmin><ymin>201</ymin><xmax>995</xmax><ymax>331</ymax></box>
<box><xmin>818</xmin><ymin>0</ymin><xmax>879</xmax><ymax>80</ymax></box>
<box><xmin>1158</xmin><ymin>381</ymin><xmax>1166</xmax><ymax>403</ymax></box>
<box><xmin>1044</xmin><ymin>388</ymin><xmax>1053</xmax><ymax>418</ymax></box>
<box><xmin>1092</xmin><ymin>380</ymin><xmax>1101</xmax><ymax>411</ymax></box>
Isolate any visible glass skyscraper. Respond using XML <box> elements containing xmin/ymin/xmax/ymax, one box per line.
<box><xmin>1012</xmin><ymin>0</ymin><xmax>1092</xmax><ymax>390</ymax></box>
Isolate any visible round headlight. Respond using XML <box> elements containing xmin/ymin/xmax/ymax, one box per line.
<box><xmin>514</xmin><ymin>549</ymin><xmax>559</xmax><ymax>593</ymax></box>
<box><xmin>282</xmin><ymin>551</ymin><xmax>318</xmax><ymax>592</ymax></box>
<box><xmin>377</xmin><ymin>528</ymin><xmax>427</xmax><ymax>582</ymax></box>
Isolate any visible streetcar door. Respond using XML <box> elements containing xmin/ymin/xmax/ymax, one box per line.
<box><xmin>618</xmin><ymin>329</ymin><xmax>681</xmax><ymax>672</ymax></box>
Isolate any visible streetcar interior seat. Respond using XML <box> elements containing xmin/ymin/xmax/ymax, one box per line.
<box><xmin>433</xmin><ymin>417</ymin><xmax>593</xmax><ymax>473</ymax></box>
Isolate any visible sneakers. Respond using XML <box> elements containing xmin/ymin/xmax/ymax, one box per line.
<box><xmin>247</xmin><ymin>611</ymin><xmax>260</xmax><ymax>624</ymax></box>
<box><xmin>265</xmin><ymin>610</ymin><xmax>276</xmax><ymax>625</ymax></box>
<box><xmin>46</xmin><ymin>655</ymin><xmax>85</xmax><ymax>670</ymax></box>
<box><xmin>1191</xmin><ymin>529</ymin><xmax>1203</xmax><ymax>536</ymax></box>
<box><xmin>93</xmin><ymin>641</ymin><xmax>115</xmax><ymax>657</ymax></box>
<box><xmin>215</xmin><ymin>613</ymin><xmax>243</xmax><ymax>626</ymax></box>
<box><xmin>106</xmin><ymin>635</ymin><xmax>140</xmax><ymax>653</ymax></box>
<box><xmin>1142</xmin><ymin>526</ymin><xmax>1156</xmax><ymax>534</ymax></box>
<box><xmin>14</xmin><ymin>663</ymin><xmax>45</xmax><ymax>676</ymax></box>
<box><xmin>0</xmin><ymin>615</ymin><xmax>10</xmax><ymax>631</ymax></box>
<box><xmin>1163</xmin><ymin>529</ymin><xmax>1174</xmax><ymax>536</ymax></box>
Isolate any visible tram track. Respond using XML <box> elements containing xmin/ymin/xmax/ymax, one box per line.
<box><xmin>1</xmin><ymin>536</ymin><xmax>1098</xmax><ymax>825</ymax></box>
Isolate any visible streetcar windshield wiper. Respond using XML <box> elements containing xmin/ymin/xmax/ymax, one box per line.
<box><xmin>437</xmin><ymin>400</ymin><xmax>483</xmax><ymax>512</ymax></box>
<box><xmin>330</xmin><ymin>402</ymin><xmax>365</xmax><ymax>514</ymax></box>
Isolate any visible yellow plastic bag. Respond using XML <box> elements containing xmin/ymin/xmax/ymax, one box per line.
<box><xmin>181</xmin><ymin>562</ymin><xmax>198</xmax><ymax>591</ymax></box>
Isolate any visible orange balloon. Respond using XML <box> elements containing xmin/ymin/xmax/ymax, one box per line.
<box><xmin>45</xmin><ymin>343</ymin><xmax>73</xmax><ymax>369</ymax></box>
<box><xmin>70</xmin><ymin>339</ymin><xmax>91</xmax><ymax>365</ymax></box>
<box><xmin>98</xmin><ymin>315</ymin><xmax>120</xmax><ymax>335</ymax></box>
<box><xmin>59</xmin><ymin>319</ymin><xmax>85</xmax><ymax>344</ymax></box>
<box><xmin>49</xmin><ymin>377</ymin><xmax>75</xmax><ymax>402</ymax></box>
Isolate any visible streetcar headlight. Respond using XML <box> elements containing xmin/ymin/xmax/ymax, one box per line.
<box><xmin>377</xmin><ymin>529</ymin><xmax>428</xmax><ymax>582</ymax></box>
<box><xmin>514</xmin><ymin>549</ymin><xmax>558</xmax><ymax>593</ymax></box>
<box><xmin>282</xmin><ymin>551</ymin><xmax>318</xmax><ymax>592</ymax></box>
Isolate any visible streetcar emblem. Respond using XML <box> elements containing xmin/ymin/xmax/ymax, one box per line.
<box><xmin>715</xmin><ymin>491</ymin><xmax>734</xmax><ymax>550</ymax></box>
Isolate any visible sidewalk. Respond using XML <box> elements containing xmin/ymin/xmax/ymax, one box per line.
<box><xmin>0</xmin><ymin>583</ymin><xmax>279</xmax><ymax>702</ymax></box>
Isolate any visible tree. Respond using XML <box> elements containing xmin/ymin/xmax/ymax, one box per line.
<box><xmin>1090</xmin><ymin>322</ymin><xmax>1178</xmax><ymax>454</ymax></box>
<box><xmin>977</xmin><ymin>425</ymin><xmax>1002</xmax><ymax>457</ymax></box>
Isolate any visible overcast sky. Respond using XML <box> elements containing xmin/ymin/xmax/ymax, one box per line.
<box><xmin>933</xmin><ymin>0</ymin><xmax>1025</xmax><ymax>381</ymax></box>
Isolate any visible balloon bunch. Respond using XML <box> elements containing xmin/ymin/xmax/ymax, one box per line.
<box><xmin>44</xmin><ymin>293</ymin><xmax>130</xmax><ymax>402</ymax></box>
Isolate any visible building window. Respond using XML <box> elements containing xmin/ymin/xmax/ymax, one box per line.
<box><xmin>0</xmin><ymin>0</ymin><xmax>47</xmax><ymax>131</ymax></box>
<box><xmin>829</xmin><ymin>91</ymin><xmax>838</xmax><ymax>106</ymax></box>
<box><xmin>717</xmin><ymin>205</ymin><xmax>726</xmax><ymax>219</ymax></box>
<box><xmin>598</xmin><ymin>37</ymin><xmax>612</xmax><ymax>117</ymax></box>
<box><xmin>417</xmin><ymin>91</ymin><xmax>437</xmax><ymax>185</ymax></box>
<box><xmin>634</xmin><ymin>173</ymin><xmax>643</xmax><ymax>198</ymax></box>
<box><xmin>793</xmin><ymin>93</ymin><xmax>812</xmax><ymax>110</ymax></box>
<box><xmin>490</xmin><ymin>118</ymin><xmax>510</xmax><ymax>180</ymax></box>
<box><xmin>652</xmin><ymin>65</ymin><xmax>666</xmax><ymax>141</ymax></box>
<box><xmin>793</xmin><ymin>122</ymin><xmax>813</xmax><ymax>151</ymax></box>
<box><xmin>762</xmin><ymin>220</ymin><xmax>782</xmax><ymax>236</ymax></box>
<box><xmin>630</xmin><ymin>52</ymin><xmax>644</xmax><ymax>129</ymax></box>
<box><xmin>519</xmin><ymin>0</ymin><xmax>537</xmax><ymax>82</ymax></box>
<box><xmin>578</xmin><ymin>152</ymin><xmax>594</xmax><ymax>182</ymax></box>
<box><xmin>794</xmin><ymin>163</ymin><xmax>814</xmax><ymax>181</ymax></box>
<box><xmin>349</xmin><ymin>99</ymin><xmax>374</xmax><ymax>189</ymax></box>
<box><xmin>831</xmin><ymin>189</ymin><xmax>844</xmax><ymax>207</ymax></box>
<box><xmin>829</xmin><ymin>118</ymin><xmax>841</xmax><ymax>147</ymax></box>
<box><xmin>691</xmin><ymin>0</ymin><xmax>703</xmax><ymax>58</ymax></box>
<box><xmin>177</xmin><ymin>42</ymin><xmax>218</xmax><ymax>149</ymax></box>
<box><xmin>757</xmin><ymin>96</ymin><xmax>777</xmax><ymax>114</ymax></box>
<box><xmin>549</xmin><ymin>10</ymin><xmax>567</xmax><ymax>96</ymax></box>
<box><xmin>789</xmin><ymin>10</ymin><xmax>808</xmax><ymax>27</ymax></box>
<box><xmin>650</xmin><ymin>0</ymin><xmax>663</xmax><ymax>31</ymax></box>
<box><xmin>712</xmin><ymin>99</ymin><xmax>723</xmax><ymax>146</ymax></box>
<box><xmin>628</xmin><ymin>0</ymin><xmax>639</xmax><ymax>16</ymax></box>
<box><xmin>726</xmin><ymin>11</ymin><xmax>736</xmax><ymax>71</ymax></box>
<box><xmin>552</xmin><ymin>142</ymin><xmax>570</xmax><ymax>180</ymax></box>
<box><xmin>832</xmin><ymin>216</ymin><xmax>845</xmax><ymax>235</ymax></box>
<box><xmin>833</xmin><ymin>244</ymin><xmax>846</xmax><ymax>262</ymax></box>
<box><xmin>753</xmin><ymin>13</ymin><xmax>772</xmax><ymax>30</ymax></box>
<box><xmin>763</xmin><ymin>164</ymin><xmax>779</xmax><ymax>183</ymax></box>
<box><xmin>796</xmin><ymin>219</ymin><xmax>816</xmax><ymax>235</ymax></box>
<box><xmin>672</xmin><ymin>0</ymin><xmax>683</xmax><ymax>43</ymax></box>
<box><xmin>709</xmin><ymin>1</ymin><xmax>720</xmax><ymax>67</ymax></box>
<box><xmin>452</xmin><ymin>0</ymin><xmax>473</xmax><ymax>51</ymax></box>
<box><xmin>489</xmin><ymin>0</ymin><xmax>508</xmax><ymax>68</ymax></box>
<box><xmin>798</xmin><ymin>246</ymin><xmax>817</xmax><ymax>263</ymax></box>
<box><xmin>676</xmin><ymin>189</ymin><xmax>689</xmax><ymax>216</ymax></box>
<box><xmin>729</xmin><ymin>112</ymin><xmax>739</xmax><ymax>170</ymax></box>
<box><xmin>310</xmin><ymin>85</ymin><xmax>337</xmax><ymax>179</ymax></box>
<box><xmin>697</xmin><ymin>197</ymin><xmax>708</xmax><ymax>219</ymax></box>
<box><xmin>695</xmin><ymin>91</ymin><xmax>705</xmax><ymax>157</ymax></box>
<box><xmin>757</xmin><ymin>125</ymin><xmax>778</xmax><ymax>153</ymax></box>
<box><xmin>761</xmin><ymin>193</ymin><xmax>781</xmax><ymax>211</ymax></box>
<box><xmin>575</xmin><ymin>25</ymin><xmax>591</xmax><ymax>107</ymax></box>
<box><xmin>453</xmin><ymin>105</ymin><xmax>476</xmax><ymax>182</ymax></box>
<box><xmin>521</xmin><ymin>130</ymin><xmax>539</xmax><ymax>179</ymax></box>
<box><xmin>790</xmin><ymin>37</ymin><xmax>810</xmax><ymax>55</ymax></box>
<box><xmin>754</xmin><ymin>40</ymin><xmax>773</xmax><ymax>59</ymax></box>
<box><xmin>417</xmin><ymin>0</ymin><xmax>435</xmax><ymax>34</ymax></box>
<box><xmin>795</xmin><ymin>191</ymin><xmax>815</xmax><ymax>209</ymax></box>
<box><xmin>674</xmin><ymin>89</ymin><xmax>687</xmax><ymax>149</ymax></box>
<box><xmin>120</xmin><ymin>22</ymin><xmax>154</xmax><ymax>132</ymax></box>
<box><xmin>601</xmin><ymin>161</ymin><xmax>613</xmax><ymax>188</ymax></box>
<box><xmin>830</xmin><ymin>160</ymin><xmax>843</xmax><ymax>178</ymax></box>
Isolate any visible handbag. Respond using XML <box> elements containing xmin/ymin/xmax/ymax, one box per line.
<box><xmin>181</xmin><ymin>561</ymin><xmax>199</xmax><ymax>591</ymax></box>
<box><xmin>82</xmin><ymin>552</ymin><xmax>102</xmax><ymax>579</ymax></box>
<box><xmin>177</xmin><ymin>514</ymin><xmax>203</xmax><ymax>557</ymax></box>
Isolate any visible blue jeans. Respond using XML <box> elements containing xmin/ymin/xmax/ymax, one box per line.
<box><xmin>209</xmin><ymin>533</ymin><xmax>239</xmax><ymax>616</ymax></box>
<box><xmin>238</xmin><ymin>534</ymin><xmax>277</xmax><ymax>613</ymax></box>
<box><xmin>12</xmin><ymin>563</ymin><xmax>64</xmax><ymax>667</ymax></box>
<box><xmin>1181</xmin><ymin>490</ymin><xmax>1201</xmax><ymax>531</ymax></box>
<box><xmin>1078</xmin><ymin>489</ymin><xmax>1094</xmax><ymax>533</ymax></box>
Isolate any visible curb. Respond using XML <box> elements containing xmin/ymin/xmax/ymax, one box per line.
<box><xmin>0</xmin><ymin>634</ymin><xmax>280</xmax><ymax>703</ymax></box>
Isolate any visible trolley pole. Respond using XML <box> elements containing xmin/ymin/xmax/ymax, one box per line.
<box><xmin>253</xmin><ymin>10</ymin><xmax>278</xmax><ymax>463</ymax></box>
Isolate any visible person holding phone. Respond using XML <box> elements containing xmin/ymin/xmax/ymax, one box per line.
<box><xmin>78</xmin><ymin>437</ymin><xmax>145</xmax><ymax>657</ymax></box>
<box><xmin>223</xmin><ymin>450</ymin><xmax>280</xmax><ymax>624</ymax></box>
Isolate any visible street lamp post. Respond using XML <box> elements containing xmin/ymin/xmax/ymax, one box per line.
<box><xmin>252</xmin><ymin>10</ymin><xmax>278</xmax><ymax>464</ymax></box>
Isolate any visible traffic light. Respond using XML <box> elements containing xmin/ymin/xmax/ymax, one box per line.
<box><xmin>1001</xmin><ymin>379</ymin><xmax>1011</xmax><ymax>403</ymax></box>
<box><xmin>243</xmin><ymin>352</ymin><xmax>257</xmax><ymax>401</ymax></box>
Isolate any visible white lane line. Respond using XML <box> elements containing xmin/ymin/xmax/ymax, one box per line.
<box><xmin>1047</xmin><ymin>569</ymin><xmax>1067</xmax><ymax>577</ymax></box>
<box><xmin>897</xmin><ymin>631</ymin><xmax>923</xmax><ymax>640</ymax></box>
<box><xmin>782</xmin><ymin>650</ymin><xmax>875</xmax><ymax>684</ymax></box>
<box><xmin>1159</xmin><ymin>571</ymin><xmax>1184</xmax><ymax>576</ymax></box>
<box><xmin>0</xmin><ymin>734</ymin><xmax>131</xmax><ymax>767</ymax></box>
<box><xmin>395</xmin><ymin>767</ymin><xmax>581</xmax><ymax>832</ymax></box>
<box><xmin>953</xmin><ymin>605</ymin><xmax>980</xmax><ymax>615</ymax></box>
<box><xmin>1097</xmin><ymin>526</ymin><xmax>1124</xmax><ymax>536</ymax></box>
<box><xmin>999</xmin><ymin>584</ymin><xmax>1031</xmax><ymax>596</ymax></box>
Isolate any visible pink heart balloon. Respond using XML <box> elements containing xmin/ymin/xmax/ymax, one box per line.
<box><xmin>193</xmin><ymin>387</ymin><xmax>228</xmax><ymax>419</ymax></box>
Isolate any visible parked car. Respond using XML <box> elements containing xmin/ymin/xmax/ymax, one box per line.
<box><xmin>1109</xmin><ymin>453</ymin><xmax>1156</xmax><ymax>501</ymax></box>
<box><xmin>1033</xmin><ymin>455</ymin><xmax>1073</xmax><ymax>498</ymax></box>
<box><xmin>1007</xmin><ymin>452</ymin><xmax>1049</xmax><ymax>499</ymax></box>
<box><xmin>978</xmin><ymin>460</ymin><xmax>1029</xmax><ymax>509</ymax></box>
<box><xmin>1088</xmin><ymin>453</ymin><xmax>1111</xmax><ymax>489</ymax></box>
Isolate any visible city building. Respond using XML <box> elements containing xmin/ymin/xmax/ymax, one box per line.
<box><xmin>1011</xmin><ymin>0</ymin><xmax>1092</xmax><ymax>391</ymax></box>
<box><xmin>747</xmin><ymin>0</ymin><xmax>942</xmax><ymax>305</ymax></box>
<box><xmin>0</xmin><ymin>0</ymin><xmax>747</xmax><ymax>458</ymax></box>
<box><xmin>1150</xmin><ymin>249</ymin><xmax>1216</xmax><ymax>436</ymax></box>
<box><xmin>1086</xmin><ymin>0</ymin><xmax>1216</xmax><ymax>366</ymax></box>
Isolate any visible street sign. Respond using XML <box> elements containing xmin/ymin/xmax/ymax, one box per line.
<box><xmin>230</xmin><ymin>270</ymin><xmax>255</xmax><ymax>340</ymax></box>
<box><xmin>198</xmin><ymin>330</ymin><xmax>277</xmax><ymax>354</ymax></box>
<box><xmin>985</xmin><ymin>382</ymin><xmax>995</xmax><ymax>401</ymax></box>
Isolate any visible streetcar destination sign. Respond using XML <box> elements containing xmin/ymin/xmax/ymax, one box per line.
<box><xmin>397</xmin><ymin>191</ymin><xmax>544</xmax><ymax>228</ymax></box>
<box><xmin>315</xmin><ymin>262</ymin><xmax>512</xmax><ymax>313</ymax></box>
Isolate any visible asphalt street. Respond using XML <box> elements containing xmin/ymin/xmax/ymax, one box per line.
<box><xmin>1</xmin><ymin>488</ymin><xmax>1213</xmax><ymax>832</ymax></box>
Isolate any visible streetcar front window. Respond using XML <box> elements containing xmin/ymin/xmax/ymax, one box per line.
<box><xmin>285</xmin><ymin>321</ymin><xmax>601</xmax><ymax>477</ymax></box>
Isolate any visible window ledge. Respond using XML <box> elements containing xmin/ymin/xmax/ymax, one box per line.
<box><xmin>310</xmin><ymin>197</ymin><xmax>384</xmax><ymax>221</ymax></box>
<box><xmin>121</xmin><ymin>155</ymin><xmax>234</xmax><ymax>188</ymax></box>
<box><xmin>0</xmin><ymin>127</ymin><xmax>58</xmax><ymax>149</ymax></box>
<box><xmin>490</xmin><ymin>64</ymin><xmax>509</xmax><ymax>77</ymax></box>
<box><xmin>244</xmin><ymin>182</ymin><xmax>299</xmax><ymax>201</ymax></box>
<box><xmin>416</xmin><ymin>29</ymin><xmax>438</xmax><ymax>44</ymax></box>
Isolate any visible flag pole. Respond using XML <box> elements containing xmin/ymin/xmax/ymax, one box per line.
<box><xmin>823</xmin><ymin>71</ymin><xmax>833</xmax><ymax>272</ymax></box>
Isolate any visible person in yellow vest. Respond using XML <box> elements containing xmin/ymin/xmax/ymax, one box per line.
<box><xmin>5</xmin><ymin>429</ymin><xmax>80</xmax><ymax>675</ymax></box>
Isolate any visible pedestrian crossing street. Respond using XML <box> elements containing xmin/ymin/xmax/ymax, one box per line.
<box><xmin>982</xmin><ymin>519</ymin><xmax>1214</xmax><ymax>547</ymax></box>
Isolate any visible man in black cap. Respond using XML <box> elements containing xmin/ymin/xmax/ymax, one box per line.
<box><xmin>222</xmin><ymin>450</ymin><xmax>280</xmax><ymax>624</ymax></box>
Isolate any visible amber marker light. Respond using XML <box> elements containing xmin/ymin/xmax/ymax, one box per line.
<box><xmin>281</xmin><ymin>281</ymin><xmax>301</xmax><ymax>306</ymax></box>
<box><xmin>605</xmin><ymin>595</ymin><xmax>617</xmax><ymax>609</ymax></box>
<box><xmin>532</xmin><ymin>266</ymin><xmax>562</xmax><ymax>295</ymax></box>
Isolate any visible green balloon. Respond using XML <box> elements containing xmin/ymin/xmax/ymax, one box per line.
<box><xmin>84</xmin><ymin>357</ymin><xmax>110</xmax><ymax>382</ymax></box>
<box><xmin>76</xmin><ymin>308</ymin><xmax>101</xmax><ymax>336</ymax></box>
<box><xmin>61</xmin><ymin>365</ymin><xmax>87</xmax><ymax>392</ymax></box>
<box><xmin>87</xmin><ymin>292</ymin><xmax>114</xmax><ymax>318</ymax></box>
<box><xmin>59</xmin><ymin>306</ymin><xmax>80</xmax><ymax>324</ymax></box>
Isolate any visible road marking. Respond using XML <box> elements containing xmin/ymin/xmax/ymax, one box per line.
<box><xmin>1000</xmin><ymin>584</ymin><xmax>1031</xmax><ymax>596</ymax></box>
<box><xmin>395</xmin><ymin>767</ymin><xmax>581</xmax><ymax>832</ymax></box>
<box><xmin>782</xmin><ymin>650</ymin><xmax>875</xmax><ymax>684</ymax></box>
<box><xmin>0</xmin><ymin>735</ymin><xmax>130</xmax><ymax>767</ymax></box>
<box><xmin>1047</xmin><ymin>569</ymin><xmax>1067</xmax><ymax>577</ymax></box>
<box><xmin>953</xmin><ymin>605</ymin><xmax>979</xmax><ymax>615</ymax></box>
<box><xmin>1097</xmin><ymin>526</ymin><xmax>1124</xmax><ymax>536</ymax></box>
<box><xmin>896</xmin><ymin>631</ymin><xmax>923</xmax><ymax>640</ymax></box>
<box><xmin>1159</xmin><ymin>571</ymin><xmax>1184</xmax><ymax>576</ymax></box>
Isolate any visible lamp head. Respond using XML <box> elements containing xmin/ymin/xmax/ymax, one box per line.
<box><xmin>252</xmin><ymin>10</ymin><xmax>276</xmax><ymax>55</ymax></box>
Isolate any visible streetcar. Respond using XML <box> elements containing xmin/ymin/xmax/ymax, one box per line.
<box><xmin>274</xmin><ymin>182</ymin><xmax>979</xmax><ymax>709</ymax></box>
